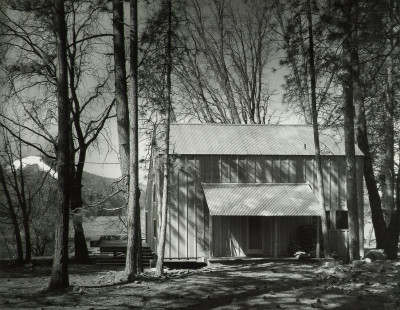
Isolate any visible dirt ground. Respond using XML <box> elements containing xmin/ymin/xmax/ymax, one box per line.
<box><xmin>0</xmin><ymin>259</ymin><xmax>399</xmax><ymax>309</ymax></box>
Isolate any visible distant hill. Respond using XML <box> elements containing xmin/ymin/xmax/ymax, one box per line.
<box><xmin>14</xmin><ymin>156</ymin><xmax>147</xmax><ymax>217</ymax></box>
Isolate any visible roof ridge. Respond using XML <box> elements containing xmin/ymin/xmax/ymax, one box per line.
<box><xmin>171</xmin><ymin>123</ymin><xmax>315</xmax><ymax>126</ymax></box>
<box><xmin>202</xmin><ymin>183</ymin><xmax>311</xmax><ymax>186</ymax></box>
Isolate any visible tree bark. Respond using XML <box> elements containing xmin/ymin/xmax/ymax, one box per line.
<box><xmin>354</xmin><ymin>76</ymin><xmax>388</xmax><ymax>251</ymax></box>
<box><xmin>136</xmin><ymin>207</ymin><xmax>143</xmax><ymax>272</ymax></box>
<box><xmin>125</xmin><ymin>0</ymin><xmax>140</xmax><ymax>281</ymax></box>
<box><xmin>382</xmin><ymin>0</ymin><xmax>395</xmax><ymax>225</ymax></box>
<box><xmin>342</xmin><ymin>0</ymin><xmax>360</xmax><ymax>262</ymax></box>
<box><xmin>0</xmin><ymin>165</ymin><xmax>23</xmax><ymax>264</ymax></box>
<box><xmin>384</xmin><ymin>0</ymin><xmax>399</xmax><ymax>258</ymax></box>
<box><xmin>15</xmin><ymin>154</ymin><xmax>32</xmax><ymax>263</ymax></box>
<box><xmin>68</xmin><ymin>131</ymin><xmax>90</xmax><ymax>264</ymax></box>
<box><xmin>49</xmin><ymin>0</ymin><xmax>71</xmax><ymax>290</ymax></box>
<box><xmin>306</xmin><ymin>0</ymin><xmax>331</xmax><ymax>258</ymax></box>
<box><xmin>113</xmin><ymin>0</ymin><xmax>130</xmax><ymax>192</ymax></box>
<box><xmin>386</xmin><ymin>139</ymin><xmax>400</xmax><ymax>259</ymax></box>
<box><xmin>156</xmin><ymin>0</ymin><xmax>172</xmax><ymax>277</ymax></box>
<box><xmin>70</xmin><ymin>168</ymin><xmax>90</xmax><ymax>264</ymax></box>
<box><xmin>21</xmin><ymin>198</ymin><xmax>32</xmax><ymax>263</ymax></box>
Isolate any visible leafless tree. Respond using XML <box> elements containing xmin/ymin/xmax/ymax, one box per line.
<box><xmin>176</xmin><ymin>0</ymin><xmax>277</xmax><ymax>124</ymax></box>
<box><xmin>49</xmin><ymin>0</ymin><xmax>71</xmax><ymax>290</ymax></box>
<box><xmin>306</xmin><ymin>0</ymin><xmax>331</xmax><ymax>258</ymax></box>
<box><xmin>124</xmin><ymin>0</ymin><xmax>140</xmax><ymax>281</ymax></box>
<box><xmin>0</xmin><ymin>1</ymin><xmax>115</xmax><ymax>264</ymax></box>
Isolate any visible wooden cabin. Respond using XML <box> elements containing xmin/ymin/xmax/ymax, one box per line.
<box><xmin>145</xmin><ymin>124</ymin><xmax>364</xmax><ymax>261</ymax></box>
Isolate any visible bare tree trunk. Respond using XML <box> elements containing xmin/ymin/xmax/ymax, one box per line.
<box><xmin>49</xmin><ymin>0</ymin><xmax>71</xmax><ymax>290</ymax></box>
<box><xmin>21</xmin><ymin>198</ymin><xmax>32</xmax><ymax>263</ymax></box>
<box><xmin>136</xmin><ymin>207</ymin><xmax>143</xmax><ymax>272</ymax></box>
<box><xmin>306</xmin><ymin>0</ymin><xmax>331</xmax><ymax>258</ymax></box>
<box><xmin>0</xmin><ymin>165</ymin><xmax>23</xmax><ymax>264</ymax></box>
<box><xmin>382</xmin><ymin>0</ymin><xmax>395</xmax><ymax>225</ymax></box>
<box><xmin>70</xmin><ymin>173</ymin><xmax>90</xmax><ymax>264</ymax></box>
<box><xmin>354</xmin><ymin>76</ymin><xmax>388</xmax><ymax>251</ymax></box>
<box><xmin>342</xmin><ymin>0</ymin><xmax>360</xmax><ymax>262</ymax></box>
<box><xmin>125</xmin><ymin>0</ymin><xmax>140</xmax><ymax>281</ymax></box>
<box><xmin>386</xmin><ymin>138</ymin><xmax>400</xmax><ymax>259</ymax></box>
<box><xmin>68</xmin><ymin>132</ymin><xmax>90</xmax><ymax>264</ymax></box>
<box><xmin>15</xmin><ymin>148</ymin><xmax>32</xmax><ymax>263</ymax></box>
<box><xmin>156</xmin><ymin>0</ymin><xmax>172</xmax><ymax>277</ymax></box>
<box><xmin>384</xmin><ymin>0</ymin><xmax>399</xmax><ymax>257</ymax></box>
<box><xmin>352</xmin><ymin>0</ymin><xmax>397</xmax><ymax>257</ymax></box>
<box><xmin>113</xmin><ymin>0</ymin><xmax>130</xmax><ymax>191</ymax></box>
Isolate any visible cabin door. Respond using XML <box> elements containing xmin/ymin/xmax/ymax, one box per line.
<box><xmin>247</xmin><ymin>216</ymin><xmax>264</xmax><ymax>255</ymax></box>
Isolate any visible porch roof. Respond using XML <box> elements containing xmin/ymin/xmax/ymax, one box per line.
<box><xmin>202</xmin><ymin>183</ymin><xmax>321</xmax><ymax>217</ymax></box>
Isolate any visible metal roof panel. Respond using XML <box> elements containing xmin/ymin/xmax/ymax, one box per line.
<box><xmin>202</xmin><ymin>183</ymin><xmax>322</xmax><ymax>217</ymax></box>
<box><xmin>169</xmin><ymin>124</ymin><xmax>363</xmax><ymax>156</ymax></box>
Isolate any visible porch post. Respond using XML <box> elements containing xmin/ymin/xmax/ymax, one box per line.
<box><xmin>209</xmin><ymin>215</ymin><xmax>213</xmax><ymax>258</ymax></box>
<box><xmin>316</xmin><ymin>216</ymin><xmax>320</xmax><ymax>259</ymax></box>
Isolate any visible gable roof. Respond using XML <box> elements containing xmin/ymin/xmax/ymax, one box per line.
<box><xmin>169</xmin><ymin>123</ymin><xmax>363</xmax><ymax>156</ymax></box>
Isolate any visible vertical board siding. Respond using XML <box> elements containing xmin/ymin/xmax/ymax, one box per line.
<box><xmin>230</xmin><ymin>217</ymin><xmax>239</xmax><ymax>256</ymax></box>
<box><xmin>212</xmin><ymin>155</ymin><xmax>221</xmax><ymax>183</ymax></box>
<box><xmin>313</xmin><ymin>160</ymin><xmax>318</xmax><ymax>195</ymax></box>
<box><xmin>280</xmin><ymin>159</ymin><xmax>289</xmax><ymax>183</ymax></box>
<box><xmin>255</xmin><ymin>157</ymin><xmax>264</xmax><ymax>183</ymax></box>
<box><xmin>204</xmin><ymin>155</ymin><xmax>212</xmax><ymax>183</ymax></box>
<box><xmin>165</xmin><ymin>175</ymin><xmax>171</xmax><ymax>258</ymax></box>
<box><xmin>221</xmin><ymin>216</ymin><xmax>229</xmax><ymax>256</ymax></box>
<box><xmin>247</xmin><ymin>156</ymin><xmax>256</xmax><ymax>183</ymax></box>
<box><xmin>229</xmin><ymin>156</ymin><xmax>238</xmax><ymax>183</ymax></box>
<box><xmin>338</xmin><ymin>157</ymin><xmax>346</xmax><ymax>210</ymax></box>
<box><xmin>187</xmin><ymin>156</ymin><xmax>196</xmax><ymax>258</ymax></box>
<box><xmin>169</xmin><ymin>165</ymin><xmax>178</xmax><ymax>258</ymax></box>
<box><xmin>322</xmin><ymin>159</ymin><xmax>330</xmax><ymax>209</ymax></box>
<box><xmin>195</xmin><ymin>157</ymin><xmax>205</xmax><ymax>258</ymax></box>
<box><xmin>272</xmin><ymin>158</ymin><xmax>281</xmax><ymax>183</ymax></box>
<box><xmin>331</xmin><ymin>158</ymin><xmax>339</xmax><ymax>211</ymax></box>
<box><xmin>296</xmin><ymin>158</ymin><xmax>305</xmax><ymax>183</ymax></box>
<box><xmin>221</xmin><ymin>156</ymin><xmax>230</xmax><ymax>183</ymax></box>
<box><xmin>265</xmin><ymin>159</ymin><xmax>273</xmax><ymax>183</ymax></box>
<box><xmin>238</xmin><ymin>156</ymin><xmax>246</xmax><ymax>183</ymax></box>
<box><xmin>211</xmin><ymin>217</ymin><xmax>217</xmax><ymax>256</ymax></box>
<box><xmin>289</xmin><ymin>159</ymin><xmax>297</xmax><ymax>183</ymax></box>
<box><xmin>305</xmin><ymin>159</ymin><xmax>313</xmax><ymax>189</ymax></box>
<box><xmin>158</xmin><ymin>155</ymin><xmax>360</xmax><ymax>259</ymax></box>
<box><xmin>356</xmin><ymin>157</ymin><xmax>364</xmax><ymax>256</ymax></box>
<box><xmin>178</xmin><ymin>157</ymin><xmax>187</xmax><ymax>258</ymax></box>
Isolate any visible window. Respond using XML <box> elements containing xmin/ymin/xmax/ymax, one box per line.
<box><xmin>153</xmin><ymin>219</ymin><xmax>157</xmax><ymax>238</ymax></box>
<box><xmin>336</xmin><ymin>211</ymin><xmax>348</xmax><ymax>230</ymax></box>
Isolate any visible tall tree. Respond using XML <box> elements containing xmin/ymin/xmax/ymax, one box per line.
<box><xmin>113</xmin><ymin>0</ymin><xmax>130</xmax><ymax>198</ymax></box>
<box><xmin>155</xmin><ymin>0</ymin><xmax>172</xmax><ymax>277</ymax></box>
<box><xmin>0</xmin><ymin>1</ymin><xmax>115</xmax><ymax>264</ymax></box>
<box><xmin>306</xmin><ymin>0</ymin><xmax>331</xmax><ymax>258</ymax></box>
<box><xmin>49</xmin><ymin>0</ymin><xmax>71</xmax><ymax>290</ymax></box>
<box><xmin>381</xmin><ymin>0</ymin><xmax>395</xmax><ymax>225</ymax></box>
<box><xmin>342</xmin><ymin>0</ymin><xmax>360</xmax><ymax>262</ymax></box>
<box><xmin>0</xmin><ymin>162</ymin><xmax>23</xmax><ymax>264</ymax></box>
<box><xmin>125</xmin><ymin>0</ymin><xmax>140</xmax><ymax>281</ymax></box>
<box><xmin>344</xmin><ymin>0</ymin><xmax>400</xmax><ymax>259</ymax></box>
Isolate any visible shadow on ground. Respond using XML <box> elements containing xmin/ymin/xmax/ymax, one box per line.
<box><xmin>0</xmin><ymin>261</ymin><xmax>398</xmax><ymax>309</ymax></box>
